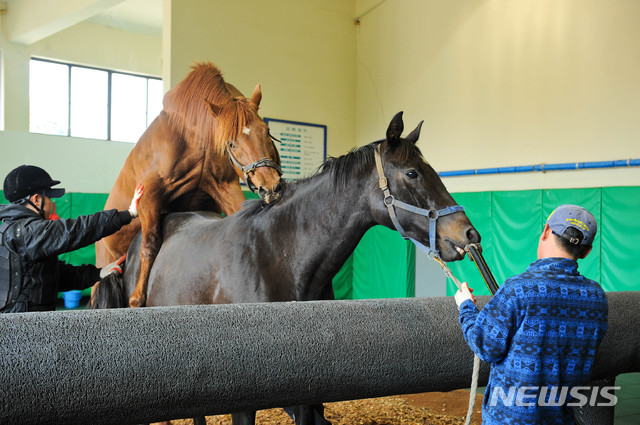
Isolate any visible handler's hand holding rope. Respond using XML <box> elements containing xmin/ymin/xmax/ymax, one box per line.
<box><xmin>431</xmin><ymin>244</ymin><xmax>498</xmax><ymax>425</ymax></box>
<box><xmin>454</xmin><ymin>282</ymin><xmax>477</xmax><ymax>308</ymax></box>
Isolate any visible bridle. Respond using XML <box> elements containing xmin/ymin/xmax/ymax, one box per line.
<box><xmin>374</xmin><ymin>143</ymin><xmax>485</xmax><ymax>425</ymax></box>
<box><xmin>226</xmin><ymin>145</ymin><xmax>282</xmax><ymax>193</ymax></box>
<box><xmin>373</xmin><ymin>143</ymin><xmax>464</xmax><ymax>258</ymax></box>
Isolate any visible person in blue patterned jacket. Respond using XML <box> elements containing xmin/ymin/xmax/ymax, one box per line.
<box><xmin>455</xmin><ymin>204</ymin><xmax>608</xmax><ymax>425</ymax></box>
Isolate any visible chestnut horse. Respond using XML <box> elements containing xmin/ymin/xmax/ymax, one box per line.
<box><xmin>93</xmin><ymin>112</ymin><xmax>481</xmax><ymax>425</ymax></box>
<box><xmin>95</xmin><ymin>62</ymin><xmax>282</xmax><ymax>308</ymax></box>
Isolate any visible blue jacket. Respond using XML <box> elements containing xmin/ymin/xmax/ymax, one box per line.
<box><xmin>459</xmin><ymin>257</ymin><xmax>608</xmax><ymax>425</ymax></box>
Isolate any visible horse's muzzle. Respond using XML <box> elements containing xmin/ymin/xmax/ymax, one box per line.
<box><xmin>258</xmin><ymin>181</ymin><xmax>283</xmax><ymax>204</ymax></box>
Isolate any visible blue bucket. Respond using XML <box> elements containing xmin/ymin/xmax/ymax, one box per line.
<box><xmin>63</xmin><ymin>290</ymin><xmax>83</xmax><ymax>309</ymax></box>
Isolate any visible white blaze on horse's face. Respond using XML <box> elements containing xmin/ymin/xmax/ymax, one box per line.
<box><xmin>243</xmin><ymin>127</ymin><xmax>251</xmax><ymax>135</ymax></box>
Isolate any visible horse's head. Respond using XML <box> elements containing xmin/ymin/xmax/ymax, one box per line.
<box><xmin>206</xmin><ymin>84</ymin><xmax>282</xmax><ymax>203</ymax></box>
<box><xmin>370</xmin><ymin>112</ymin><xmax>480</xmax><ymax>262</ymax></box>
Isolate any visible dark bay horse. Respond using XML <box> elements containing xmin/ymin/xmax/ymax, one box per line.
<box><xmin>93</xmin><ymin>112</ymin><xmax>481</xmax><ymax>424</ymax></box>
<box><xmin>95</xmin><ymin>62</ymin><xmax>282</xmax><ymax>309</ymax></box>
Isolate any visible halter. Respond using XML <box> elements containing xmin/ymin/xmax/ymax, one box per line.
<box><xmin>373</xmin><ymin>143</ymin><xmax>464</xmax><ymax>258</ymax></box>
<box><xmin>226</xmin><ymin>145</ymin><xmax>282</xmax><ymax>193</ymax></box>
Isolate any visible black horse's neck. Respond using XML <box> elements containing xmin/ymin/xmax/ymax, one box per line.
<box><xmin>239</xmin><ymin>144</ymin><xmax>381</xmax><ymax>300</ymax></box>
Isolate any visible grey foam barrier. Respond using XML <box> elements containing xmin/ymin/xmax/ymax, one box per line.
<box><xmin>1</xmin><ymin>292</ymin><xmax>638</xmax><ymax>425</ymax></box>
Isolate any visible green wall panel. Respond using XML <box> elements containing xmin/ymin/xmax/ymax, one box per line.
<box><xmin>353</xmin><ymin>226</ymin><xmax>415</xmax><ymax>299</ymax></box>
<box><xmin>447</xmin><ymin>187</ymin><xmax>634</xmax><ymax>296</ymax></box>
<box><xmin>332</xmin><ymin>226</ymin><xmax>415</xmax><ymax>299</ymax></box>
<box><xmin>449</xmin><ymin>192</ymin><xmax>493</xmax><ymax>296</ymax></box>
<box><xmin>332</xmin><ymin>254</ymin><xmax>354</xmax><ymax>300</ymax></box>
<box><xmin>491</xmin><ymin>190</ymin><xmax>543</xmax><ymax>285</ymax></box>
<box><xmin>2</xmin><ymin>185</ymin><xmax>637</xmax><ymax>301</ymax></box>
<box><xmin>601</xmin><ymin>187</ymin><xmax>640</xmax><ymax>292</ymax></box>
<box><xmin>57</xmin><ymin>193</ymin><xmax>109</xmax><ymax>267</ymax></box>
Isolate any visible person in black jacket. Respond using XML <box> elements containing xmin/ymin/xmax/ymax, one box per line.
<box><xmin>0</xmin><ymin>164</ymin><xmax>143</xmax><ymax>313</ymax></box>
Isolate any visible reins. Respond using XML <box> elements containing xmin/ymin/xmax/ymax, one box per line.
<box><xmin>226</xmin><ymin>145</ymin><xmax>282</xmax><ymax>193</ymax></box>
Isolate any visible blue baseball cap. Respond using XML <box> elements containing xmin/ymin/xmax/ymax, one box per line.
<box><xmin>546</xmin><ymin>204</ymin><xmax>597</xmax><ymax>246</ymax></box>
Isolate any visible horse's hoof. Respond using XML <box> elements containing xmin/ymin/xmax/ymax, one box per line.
<box><xmin>129</xmin><ymin>296</ymin><xmax>145</xmax><ymax>308</ymax></box>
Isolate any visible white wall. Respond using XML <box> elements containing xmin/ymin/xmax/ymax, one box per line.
<box><xmin>3</xmin><ymin>0</ymin><xmax>640</xmax><ymax>195</ymax></box>
<box><xmin>355</xmin><ymin>0</ymin><xmax>640</xmax><ymax>193</ymax></box>
<box><xmin>0</xmin><ymin>18</ymin><xmax>162</xmax><ymax>193</ymax></box>
<box><xmin>0</xmin><ymin>1</ymin><xmax>357</xmax><ymax>193</ymax></box>
<box><xmin>164</xmin><ymin>0</ymin><xmax>356</xmax><ymax>158</ymax></box>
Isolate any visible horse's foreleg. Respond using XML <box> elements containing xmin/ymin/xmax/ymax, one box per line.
<box><xmin>98</xmin><ymin>217</ymin><xmax>142</xmax><ymax>265</ymax></box>
<box><xmin>231</xmin><ymin>411</ymin><xmax>256</xmax><ymax>425</ymax></box>
<box><xmin>129</xmin><ymin>228</ymin><xmax>161</xmax><ymax>307</ymax></box>
<box><xmin>129</xmin><ymin>194</ymin><xmax>162</xmax><ymax>308</ymax></box>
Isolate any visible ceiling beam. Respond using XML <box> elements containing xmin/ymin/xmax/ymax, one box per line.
<box><xmin>5</xmin><ymin>0</ymin><xmax>127</xmax><ymax>45</ymax></box>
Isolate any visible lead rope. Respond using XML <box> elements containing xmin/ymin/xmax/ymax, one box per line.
<box><xmin>432</xmin><ymin>255</ymin><xmax>480</xmax><ymax>425</ymax></box>
<box><xmin>432</xmin><ymin>244</ymin><xmax>499</xmax><ymax>425</ymax></box>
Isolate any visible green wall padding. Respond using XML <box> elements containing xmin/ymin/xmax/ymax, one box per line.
<box><xmin>447</xmin><ymin>192</ymin><xmax>494</xmax><ymax>297</ymax></box>
<box><xmin>331</xmin><ymin>226</ymin><xmax>415</xmax><ymax>300</ymax></box>
<box><xmin>601</xmin><ymin>187</ymin><xmax>640</xmax><ymax>292</ymax></box>
<box><xmin>2</xmin><ymin>186</ymin><xmax>637</xmax><ymax>301</ymax></box>
<box><xmin>57</xmin><ymin>193</ymin><xmax>110</xmax><ymax>267</ymax></box>
<box><xmin>332</xmin><ymin>254</ymin><xmax>354</xmax><ymax>300</ymax></box>
<box><xmin>447</xmin><ymin>187</ymin><xmax>637</xmax><ymax>296</ymax></box>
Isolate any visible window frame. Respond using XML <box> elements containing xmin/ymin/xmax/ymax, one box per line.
<box><xmin>29</xmin><ymin>57</ymin><xmax>162</xmax><ymax>143</ymax></box>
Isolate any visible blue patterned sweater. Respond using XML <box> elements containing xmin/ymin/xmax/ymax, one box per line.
<box><xmin>458</xmin><ymin>257</ymin><xmax>608</xmax><ymax>425</ymax></box>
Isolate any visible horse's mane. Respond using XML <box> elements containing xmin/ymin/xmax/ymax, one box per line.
<box><xmin>162</xmin><ymin>62</ymin><xmax>258</xmax><ymax>155</ymax></box>
<box><xmin>236</xmin><ymin>138</ymin><xmax>424</xmax><ymax>218</ymax></box>
<box><xmin>321</xmin><ymin>138</ymin><xmax>424</xmax><ymax>188</ymax></box>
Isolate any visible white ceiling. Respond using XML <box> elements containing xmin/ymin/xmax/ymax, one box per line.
<box><xmin>87</xmin><ymin>0</ymin><xmax>163</xmax><ymax>36</ymax></box>
<box><xmin>3</xmin><ymin>0</ymin><xmax>163</xmax><ymax>41</ymax></box>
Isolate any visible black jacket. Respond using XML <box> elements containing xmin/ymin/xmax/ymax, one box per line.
<box><xmin>0</xmin><ymin>203</ymin><xmax>132</xmax><ymax>312</ymax></box>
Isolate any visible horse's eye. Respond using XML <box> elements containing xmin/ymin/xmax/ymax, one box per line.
<box><xmin>227</xmin><ymin>141</ymin><xmax>236</xmax><ymax>149</ymax></box>
<box><xmin>405</xmin><ymin>170</ymin><xmax>419</xmax><ymax>179</ymax></box>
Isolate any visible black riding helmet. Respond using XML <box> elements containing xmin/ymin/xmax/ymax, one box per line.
<box><xmin>3</xmin><ymin>165</ymin><xmax>65</xmax><ymax>203</ymax></box>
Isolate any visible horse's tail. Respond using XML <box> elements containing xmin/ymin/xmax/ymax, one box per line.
<box><xmin>91</xmin><ymin>264</ymin><xmax>129</xmax><ymax>309</ymax></box>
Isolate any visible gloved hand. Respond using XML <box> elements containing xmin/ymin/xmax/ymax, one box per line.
<box><xmin>99</xmin><ymin>254</ymin><xmax>127</xmax><ymax>278</ymax></box>
<box><xmin>455</xmin><ymin>282</ymin><xmax>476</xmax><ymax>309</ymax></box>
<box><xmin>128</xmin><ymin>183</ymin><xmax>144</xmax><ymax>218</ymax></box>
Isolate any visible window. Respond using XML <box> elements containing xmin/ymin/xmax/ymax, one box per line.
<box><xmin>29</xmin><ymin>58</ymin><xmax>163</xmax><ymax>143</ymax></box>
<box><xmin>0</xmin><ymin>50</ymin><xmax>4</xmax><ymax>131</ymax></box>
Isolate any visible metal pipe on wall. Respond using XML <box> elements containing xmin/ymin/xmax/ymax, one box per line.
<box><xmin>439</xmin><ymin>159</ymin><xmax>640</xmax><ymax>177</ymax></box>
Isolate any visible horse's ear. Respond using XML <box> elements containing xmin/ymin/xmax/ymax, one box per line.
<box><xmin>405</xmin><ymin>120</ymin><xmax>424</xmax><ymax>144</ymax></box>
<box><xmin>250</xmin><ymin>84</ymin><xmax>262</xmax><ymax>108</ymax></box>
<box><xmin>386</xmin><ymin>111</ymin><xmax>404</xmax><ymax>144</ymax></box>
<box><xmin>205</xmin><ymin>99</ymin><xmax>222</xmax><ymax>117</ymax></box>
